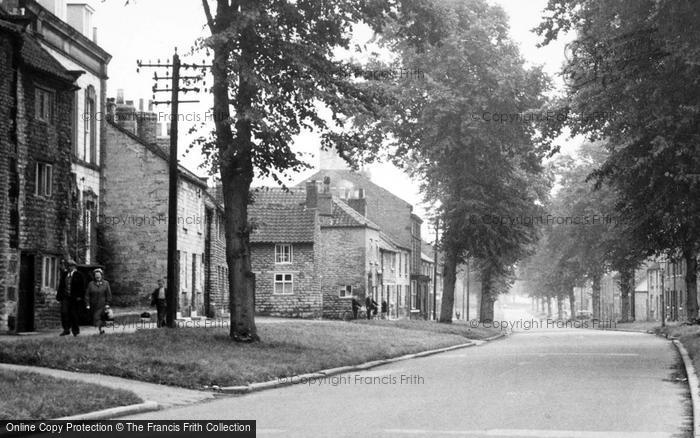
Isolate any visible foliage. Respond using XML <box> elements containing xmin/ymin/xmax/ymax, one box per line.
<box><xmin>375</xmin><ymin>0</ymin><xmax>551</xmax><ymax>320</ymax></box>
<box><xmin>537</xmin><ymin>0</ymin><xmax>700</xmax><ymax>320</ymax></box>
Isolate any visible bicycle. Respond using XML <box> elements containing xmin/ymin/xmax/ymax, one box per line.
<box><xmin>342</xmin><ymin>307</ymin><xmax>367</xmax><ymax>321</ymax></box>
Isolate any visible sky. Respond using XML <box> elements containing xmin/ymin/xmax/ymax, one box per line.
<box><xmin>93</xmin><ymin>0</ymin><xmax>578</xmax><ymax>230</ymax></box>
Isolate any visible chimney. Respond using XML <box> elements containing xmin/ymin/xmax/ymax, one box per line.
<box><xmin>114</xmin><ymin>101</ymin><xmax>137</xmax><ymax>135</ymax></box>
<box><xmin>137</xmin><ymin>110</ymin><xmax>158</xmax><ymax>144</ymax></box>
<box><xmin>318</xmin><ymin>176</ymin><xmax>333</xmax><ymax>216</ymax></box>
<box><xmin>105</xmin><ymin>97</ymin><xmax>116</xmax><ymax>122</ymax></box>
<box><xmin>305</xmin><ymin>180</ymin><xmax>318</xmax><ymax>209</ymax></box>
<box><xmin>347</xmin><ymin>198</ymin><xmax>367</xmax><ymax>217</ymax></box>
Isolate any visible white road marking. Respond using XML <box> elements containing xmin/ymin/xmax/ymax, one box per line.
<box><xmin>439</xmin><ymin>353</ymin><xmax>639</xmax><ymax>358</ymax></box>
<box><xmin>384</xmin><ymin>428</ymin><xmax>670</xmax><ymax>437</ymax></box>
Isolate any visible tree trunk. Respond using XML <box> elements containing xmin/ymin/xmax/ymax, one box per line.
<box><xmin>684</xmin><ymin>247</ymin><xmax>699</xmax><ymax>322</ymax></box>
<box><xmin>479</xmin><ymin>266</ymin><xmax>494</xmax><ymax>322</ymax></box>
<box><xmin>619</xmin><ymin>268</ymin><xmax>633</xmax><ymax>323</ymax></box>
<box><xmin>546</xmin><ymin>295</ymin><xmax>552</xmax><ymax>318</ymax></box>
<box><xmin>592</xmin><ymin>275</ymin><xmax>601</xmax><ymax>319</ymax></box>
<box><xmin>209</xmin><ymin>0</ymin><xmax>259</xmax><ymax>341</ymax></box>
<box><xmin>568</xmin><ymin>288</ymin><xmax>576</xmax><ymax>321</ymax></box>
<box><xmin>630</xmin><ymin>270</ymin><xmax>636</xmax><ymax>321</ymax></box>
<box><xmin>556</xmin><ymin>294</ymin><xmax>563</xmax><ymax>320</ymax></box>
<box><xmin>439</xmin><ymin>244</ymin><xmax>458</xmax><ymax>323</ymax></box>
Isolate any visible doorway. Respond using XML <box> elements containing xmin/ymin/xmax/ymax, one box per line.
<box><xmin>17</xmin><ymin>253</ymin><xmax>35</xmax><ymax>332</ymax></box>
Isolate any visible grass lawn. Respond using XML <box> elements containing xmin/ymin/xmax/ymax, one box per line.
<box><xmin>356</xmin><ymin>319</ymin><xmax>502</xmax><ymax>340</ymax></box>
<box><xmin>657</xmin><ymin>324</ymin><xmax>700</xmax><ymax>377</ymax></box>
<box><xmin>0</xmin><ymin>370</ymin><xmax>142</xmax><ymax>420</ymax></box>
<box><xmin>0</xmin><ymin>321</ymin><xmax>478</xmax><ymax>389</ymax></box>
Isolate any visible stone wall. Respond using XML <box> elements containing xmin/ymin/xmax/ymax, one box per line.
<box><xmin>102</xmin><ymin>122</ymin><xmax>207</xmax><ymax>312</ymax></box>
<box><xmin>204</xmin><ymin>202</ymin><xmax>228</xmax><ymax>318</ymax></box>
<box><xmin>0</xmin><ymin>34</ymin><xmax>14</xmax><ymax>331</ymax></box>
<box><xmin>320</xmin><ymin>227</ymin><xmax>367</xmax><ymax>319</ymax></box>
<box><xmin>251</xmin><ymin>242</ymin><xmax>322</xmax><ymax>318</ymax></box>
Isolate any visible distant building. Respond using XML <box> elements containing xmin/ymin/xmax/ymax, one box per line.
<box><xmin>300</xmin><ymin>164</ymin><xmax>426</xmax><ymax>318</ymax></box>
<box><xmin>249</xmin><ymin>178</ymin><xmax>408</xmax><ymax>319</ymax></box>
<box><xmin>0</xmin><ymin>9</ymin><xmax>81</xmax><ymax>332</ymax></box>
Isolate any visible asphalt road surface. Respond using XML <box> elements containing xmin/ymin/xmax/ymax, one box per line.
<box><xmin>124</xmin><ymin>325</ymin><xmax>691</xmax><ymax>438</ymax></box>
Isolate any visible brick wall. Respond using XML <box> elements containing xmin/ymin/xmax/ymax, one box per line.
<box><xmin>319</xmin><ymin>227</ymin><xmax>367</xmax><ymax>319</ymax></box>
<box><xmin>251</xmin><ymin>242</ymin><xmax>322</xmax><ymax>318</ymax></box>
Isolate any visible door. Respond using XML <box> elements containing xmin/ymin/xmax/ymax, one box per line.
<box><xmin>17</xmin><ymin>254</ymin><xmax>35</xmax><ymax>332</ymax></box>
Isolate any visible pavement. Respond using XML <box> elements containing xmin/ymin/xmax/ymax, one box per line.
<box><xmin>0</xmin><ymin>363</ymin><xmax>215</xmax><ymax>409</ymax></box>
<box><xmin>119</xmin><ymin>327</ymin><xmax>692</xmax><ymax>438</ymax></box>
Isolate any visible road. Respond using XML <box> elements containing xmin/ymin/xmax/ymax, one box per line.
<box><xmin>124</xmin><ymin>323</ymin><xmax>691</xmax><ymax>437</ymax></box>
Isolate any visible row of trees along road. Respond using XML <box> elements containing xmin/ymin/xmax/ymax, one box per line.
<box><xmin>533</xmin><ymin>0</ymin><xmax>700</xmax><ymax>322</ymax></box>
<box><xmin>186</xmin><ymin>0</ymin><xmax>556</xmax><ymax>338</ymax></box>
<box><xmin>522</xmin><ymin>142</ymin><xmax>645</xmax><ymax>322</ymax></box>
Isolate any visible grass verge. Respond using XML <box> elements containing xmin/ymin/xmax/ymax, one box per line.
<box><xmin>0</xmin><ymin>370</ymin><xmax>142</xmax><ymax>419</ymax></box>
<box><xmin>657</xmin><ymin>324</ymin><xmax>700</xmax><ymax>377</ymax></box>
<box><xmin>0</xmin><ymin>321</ymin><xmax>478</xmax><ymax>389</ymax></box>
<box><xmin>355</xmin><ymin>319</ymin><xmax>502</xmax><ymax>340</ymax></box>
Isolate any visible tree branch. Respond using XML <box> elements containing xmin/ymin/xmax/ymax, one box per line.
<box><xmin>202</xmin><ymin>0</ymin><xmax>215</xmax><ymax>33</ymax></box>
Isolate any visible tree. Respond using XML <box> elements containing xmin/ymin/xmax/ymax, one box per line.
<box><xmin>197</xmin><ymin>0</ymin><xmax>444</xmax><ymax>340</ymax></box>
<box><xmin>378</xmin><ymin>0</ymin><xmax>551</xmax><ymax>322</ymax></box>
<box><xmin>537</xmin><ymin>0</ymin><xmax>700</xmax><ymax>321</ymax></box>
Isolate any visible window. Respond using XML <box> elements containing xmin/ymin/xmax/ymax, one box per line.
<box><xmin>42</xmin><ymin>256</ymin><xmax>59</xmax><ymax>289</ymax></box>
<box><xmin>398</xmin><ymin>254</ymin><xmax>402</xmax><ymax>276</ymax></box>
<box><xmin>339</xmin><ymin>285</ymin><xmax>353</xmax><ymax>298</ymax></box>
<box><xmin>275</xmin><ymin>244</ymin><xmax>292</xmax><ymax>264</ymax></box>
<box><xmin>35</xmin><ymin>87</ymin><xmax>54</xmax><ymax>123</ymax></box>
<box><xmin>192</xmin><ymin>254</ymin><xmax>197</xmax><ymax>292</ymax></box>
<box><xmin>274</xmin><ymin>273</ymin><xmax>293</xmax><ymax>295</ymax></box>
<box><xmin>410</xmin><ymin>281</ymin><xmax>418</xmax><ymax>309</ymax></box>
<box><xmin>35</xmin><ymin>163</ymin><xmax>53</xmax><ymax>197</ymax></box>
<box><xmin>85</xmin><ymin>86</ymin><xmax>97</xmax><ymax>163</ymax></box>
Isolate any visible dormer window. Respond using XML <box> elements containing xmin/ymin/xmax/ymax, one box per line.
<box><xmin>275</xmin><ymin>244</ymin><xmax>292</xmax><ymax>264</ymax></box>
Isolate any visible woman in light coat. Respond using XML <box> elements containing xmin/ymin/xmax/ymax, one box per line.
<box><xmin>85</xmin><ymin>268</ymin><xmax>112</xmax><ymax>334</ymax></box>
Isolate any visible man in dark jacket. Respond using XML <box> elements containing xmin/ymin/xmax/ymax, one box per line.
<box><xmin>56</xmin><ymin>259</ymin><xmax>85</xmax><ymax>336</ymax></box>
<box><xmin>351</xmin><ymin>296</ymin><xmax>361</xmax><ymax>319</ymax></box>
<box><xmin>151</xmin><ymin>279</ymin><xmax>167</xmax><ymax>328</ymax></box>
<box><xmin>365</xmin><ymin>295</ymin><xmax>378</xmax><ymax>320</ymax></box>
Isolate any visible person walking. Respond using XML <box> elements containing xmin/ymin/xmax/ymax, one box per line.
<box><xmin>351</xmin><ymin>295</ymin><xmax>361</xmax><ymax>320</ymax></box>
<box><xmin>85</xmin><ymin>268</ymin><xmax>112</xmax><ymax>334</ymax></box>
<box><xmin>151</xmin><ymin>279</ymin><xmax>167</xmax><ymax>328</ymax></box>
<box><xmin>365</xmin><ymin>295</ymin><xmax>378</xmax><ymax>320</ymax></box>
<box><xmin>56</xmin><ymin>259</ymin><xmax>85</xmax><ymax>336</ymax></box>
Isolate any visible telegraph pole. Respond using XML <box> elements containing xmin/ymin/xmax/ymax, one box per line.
<box><xmin>137</xmin><ymin>49</ymin><xmax>209</xmax><ymax>328</ymax></box>
<box><xmin>466</xmin><ymin>258</ymin><xmax>470</xmax><ymax>320</ymax></box>
<box><xmin>432</xmin><ymin>217</ymin><xmax>439</xmax><ymax>321</ymax></box>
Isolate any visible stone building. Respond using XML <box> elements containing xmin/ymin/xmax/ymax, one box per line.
<box><xmin>249</xmin><ymin>179</ymin><xmax>401</xmax><ymax>319</ymax></box>
<box><xmin>0</xmin><ymin>10</ymin><xmax>81</xmax><ymax>332</ymax></box>
<box><xmin>101</xmin><ymin>97</ymin><xmax>209</xmax><ymax>316</ymax></box>
<box><xmin>300</xmin><ymin>157</ymin><xmax>426</xmax><ymax>318</ymax></box>
<box><xmin>203</xmin><ymin>188</ymin><xmax>229</xmax><ymax>318</ymax></box>
<box><xmin>3</xmin><ymin>0</ymin><xmax>112</xmax><ymax>264</ymax></box>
